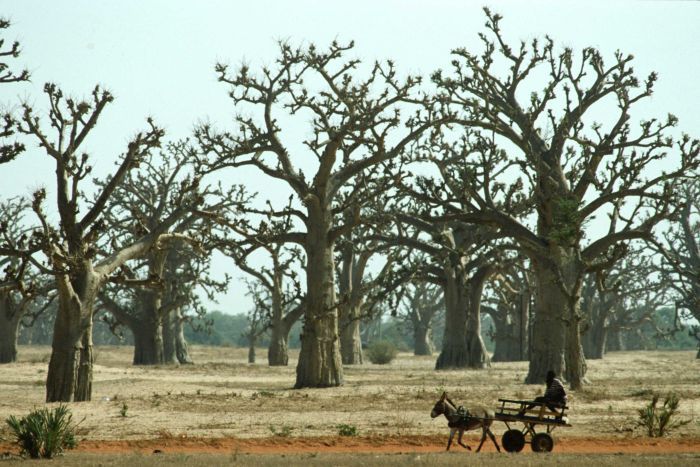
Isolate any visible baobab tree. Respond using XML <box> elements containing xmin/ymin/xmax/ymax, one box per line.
<box><xmin>580</xmin><ymin>248</ymin><xmax>669</xmax><ymax>359</ymax></box>
<box><xmin>390</xmin><ymin>130</ymin><xmax>525</xmax><ymax>369</ymax></box>
<box><xmin>0</xmin><ymin>19</ymin><xmax>30</xmax><ymax>164</ymax></box>
<box><xmin>371</xmin><ymin>201</ymin><xmax>502</xmax><ymax>369</ymax></box>
<box><xmin>195</xmin><ymin>41</ymin><xmax>443</xmax><ymax>388</ymax></box>
<box><xmin>651</xmin><ymin>179</ymin><xmax>700</xmax><ymax>357</ymax></box>
<box><xmin>431</xmin><ymin>8</ymin><xmax>700</xmax><ymax>387</ymax></box>
<box><xmin>395</xmin><ymin>280</ymin><xmax>444</xmax><ymax>356</ymax></box>
<box><xmin>96</xmin><ymin>146</ymin><xmax>232</xmax><ymax>365</ymax></box>
<box><xmin>0</xmin><ymin>199</ymin><xmax>52</xmax><ymax>363</ymax></box>
<box><xmin>209</xmin><ymin>194</ymin><xmax>306</xmax><ymax>367</ymax></box>
<box><xmin>483</xmin><ymin>262</ymin><xmax>532</xmax><ymax>362</ymax></box>
<box><xmin>17</xmin><ymin>84</ymin><xmax>202</xmax><ymax>402</ymax></box>
<box><xmin>336</xmin><ymin>206</ymin><xmax>399</xmax><ymax>365</ymax></box>
<box><xmin>242</xmin><ymin>280</ymin><xmax>276</xmax><ymax>364</ymax></box>
<box><xmin>232</xmin><ymin>243</ymin><xmax>304</xmax><ymax>366</ymax></box>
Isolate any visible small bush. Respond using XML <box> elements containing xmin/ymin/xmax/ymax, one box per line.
<box><xmin>268</xmin><ymin>425</ymin><xmax>293</xmax><ymax>437</ymax></box>
<box><xmin>636</xmin><ymin>392</ymin><xmax>691</xmax><ymax>437</ymax></box>
<box><xmin>6</xmin><ymin>405</ymin><xmax>77</xmax><ymax>459</ymax></box>
<box><xmin>367</xmin><ymin>341</ymin><xmax>397</xmax><ymax>364</ymax></box>
<box><xmin>337</xmin><ymin>424</ymin><xmax>358</xmax><ymax>437</ymax></box>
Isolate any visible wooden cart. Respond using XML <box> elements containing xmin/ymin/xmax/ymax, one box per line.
<box><xmin>493</xmin><ymin>398</ymin><xmax>572</xmax><ymax>453</ymax></box>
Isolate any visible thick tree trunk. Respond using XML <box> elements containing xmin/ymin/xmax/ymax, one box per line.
<box><xmin>565</xmin><ymin>311</ymin><xmax>587</xmax><ymax>390</ymax></box>
<box><xmin>267</xmin><ymin>280</ymin><xmax>289</xmax><ymax>366</ymax></box>
<box><xmin>173</xmin><ymin>320</ymin><xmax>193</xmax><ymax>365</ymax></box>
<box><xmin>464</xmin><ymin>307</ymin><xmax>488</xmax><ymax>368</ymax></box>
<box><xmin>583</xmin><ymin>317</ymin><xmax>607</xmax><ymax>360</ymax></box>
<box><xmin>436</xmin><ymin>263</ymin><xmax>469</xmax><ymax>369</ymax></box>
<box><xmin>168</xmin><ymin>307</ymin><xmax>193</xmax><ymax>364</ymax></box>
<box><xmin>0</xmin><ymin>294</ymin><xmax>22</xmax><ymax>363</ymax></box>
<box><xmin>0</xmin><ymin>320</ymin><xmax>19</xmax><ymax>363</ymax></box>
<box><xmin>162</xmin><ymin>309</ymin><xmax>178</xmax><ymax>364</ymax></box>
<box><xmin>162</xmin><ymin>307</ymin><xmax>193</xmax><ymax>364</ymax></box>
<box><xmin>464</xmin><ymin>267</ymin><xmax>492</xmax><ymax>368</ymax></box>
<box><xmin>132</xmin><ymin>319</ymin><xmax>163</xmax><ymax>365</ymax></box>
<box><xmin>606</xmin><ymin>329</ymin><xmax>623</xmax><ymax>351</ymax></box>
<box><xmin>340</xmin><ymin>311</ymin><xmax>363</xmax><ymax>365</ymax></box>
<box><xmin>490</xmin><ymin>309</ymin><xmax>527</xmax><ymax>362</ymax></box>
<box><xmin>248</xmin><ymin>336</ymin><xmax>256</xmax><ymax>364</ymax></box>
<box><xmin>268</xmin><ymin>304</ymin><xmax>303</xmax><ymax>366</ymax></box>
<box><xmin>74</xmin><ymin>321</ymin><xmax>93</xmax><ymax>401</ymax></box>
<box><xmin>413</xmin><ymin>323</ymin><xmax>433</xmax><ymax>356</ymax></box>
<box><xmin>337</xmin><ymin>235</ymin><xmax>364</xmax><ymax>366</ymax></box>
<box><xmin>46</xmin><ymin>299</ymin><xmax>81</xmax><ymax>402</ymax></box>
<box><xmin>563</xmin><ymin>255</ymin><xmax>587</xmax><ymax>389</ymax></box>
<box><xmin>526</xmin><ymin>260</ymin><xmax>567</xmax><ymax>384</ymax></box>
<box><xmin>46</xmin><ymin>344</ymin><xmax>79</xmax><ymax>403</ymax></box>
<box><xmin>295</xmin><ymin>209</ymin><xmax>343</xmax><ymax>388</ymax></box>
<box><xmin>268</xmin><ymin>324</ymin><xmax>289</xmax><ymax>366</ymax></box>
<box><xmin>46</xmin><ymin>270</ymin><xmax>98</xmax><ymax>402</ymax></box>
<box><xmin>489</xmin><ymin>311</ymin><xmax>510</xmax><ymax>362</ymax></box>
<box><xmin>528</xmin><ymin>243</ymin><xmax>586</xmax><ymax>387</ymax></box>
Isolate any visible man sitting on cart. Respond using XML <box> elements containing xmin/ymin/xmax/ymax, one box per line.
<box><xmin>519</xmin><ymin>370</ymin><xmax>567</xmax><ymax>417</ymax></box>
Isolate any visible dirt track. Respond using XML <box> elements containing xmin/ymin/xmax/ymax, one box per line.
<box><xmin>15</xmin><ymin>434</ymin><xmax>695</xmax><ymax>455</ymax></box>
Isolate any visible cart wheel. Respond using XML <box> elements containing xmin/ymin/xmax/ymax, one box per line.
<box><xmin>531</xmin><ymin>432</ymin><xmax>554</xmax><ymax>452</ymax></box>
<box><xmin>501</xmin><ymin>429</ymin><xmax>525</xmax><ymax>453</ymax></box>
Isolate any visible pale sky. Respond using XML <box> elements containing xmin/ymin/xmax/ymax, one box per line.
<box><xmin>1</xmin><ymin>0</ymin><xmax>698</xmax><ymax>314</ymax></box>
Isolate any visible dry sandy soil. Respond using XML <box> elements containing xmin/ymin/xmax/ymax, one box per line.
<box><xmin>0</xmin><ymin>346</ymin><xmax>699</xmax><ymax>465</ymax></box>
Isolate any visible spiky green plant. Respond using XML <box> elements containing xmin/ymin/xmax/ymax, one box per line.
<box><xmin>636</xmin><ymin>392</ymin><xmax>691</xmax><ymax>437</ymax></box>
<box><xmin>6</xmin><ymin>405</ymin><xmax>77</xmax><ymax>458</ymax></box>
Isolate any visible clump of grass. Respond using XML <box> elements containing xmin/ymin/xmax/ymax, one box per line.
<box><xmin>337</xmin><ymin>424</ymin><xmax>358</xmax><ymax>437</ymax></box>
<box><xmin>366</xmin><ymin>341</ymin><xmax>397</xmax><ymax>365</ymax></box>
<box><xmin>151</xmin><ymin>394</ymin><xmax>161</xmax><ymax>407</ymax></box>
<box><xmin>629</xmin><ymin>388</ymin><xmax>655</xmax><ymax>398</ymax></box>
<box><xmin>577</xmin><ymin>388</ymin><xmax>611</xmax><ymax>402</ymax></box>
<box><xmin>636</xmin><ymin>392</ymin><xmax>691</xmax><ymax>437</ymax></box>
<box><xmin>269</xmin><ymin>425</ymin><xmax>293</xmax><ymax>437</ymax></box>
<box><xmin>252</xmin><ymin>391</ymin><xmax>275</xmax><ymax>399</ymax></box>
<box><xmin>5</xmin><ymin>405</ymin><xmax>77</xmax><ymax>459</ymax></box>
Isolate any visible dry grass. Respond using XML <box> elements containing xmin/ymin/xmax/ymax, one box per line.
<box><xmin>0</xmin><ymin>346</ymin><xmax>698</xmax><ymax>443</ymax></box>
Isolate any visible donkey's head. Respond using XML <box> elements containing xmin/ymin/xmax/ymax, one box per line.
<box><xmin>431</xmin><ymin>391</ymin><xmax>450</xmax><ymax>418</ymax></box>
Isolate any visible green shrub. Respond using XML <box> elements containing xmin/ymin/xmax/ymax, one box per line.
<box><xmin>636</xmin><ymin>392</ymin><xmax>691</xmax><ymax>437</ymax></box>
<box><xmin>337</xmin><ymin>424</ymin><xmax>358</xmax><ymax>437</ymax></box>
<box><xmin>268</xmin><ymin>425</ymin><xmax>293</xmax><ymax>437</ymax></box>
<box><xmin>5</xmin><ymin>405</ymin><xmax>77</xmax><ymax>458</ymax></box>
<box><xmin>367</xmin><ymin>340</ymin><xmax>397</xmax><ymax>364</ymax></box>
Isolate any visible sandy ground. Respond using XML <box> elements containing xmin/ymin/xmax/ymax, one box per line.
<box><xmin>70</xmin><ymin>434</ymin><xmax>700</xmax><ymax>454</ymax></box>
<box><xmin>0</xmin><ymin>345</ymin><xmax>699</xmax><ymax>459</ymax></box>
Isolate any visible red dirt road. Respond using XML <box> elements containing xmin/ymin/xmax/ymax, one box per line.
<box><xmin>10</xmin><ymin>435</ymin><xmax>696</xmax><ymax>455</ymax></box>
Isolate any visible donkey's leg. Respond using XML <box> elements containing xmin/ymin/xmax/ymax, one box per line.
<box><xmin>457</xmin><ymin>429</ymin><xmax>471</xmax><ymax>451</ymax></box>
<box><xmin>475</xmin><ymin>428</ymin><xmax>488</xmax><ymax>452</ymax></box>
<box><xmin>486</xmin><ymin>428</ymin><xmax>501</xmax><ymax>452</ymax></box>
<box><xmin>446</xmin><ymin>428</ymin><xmax>456</xmax><ymax>451</ymax></box>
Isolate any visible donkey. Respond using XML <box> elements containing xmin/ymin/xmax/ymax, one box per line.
<box><xmin>430</xmin><ymin>391</ymin><xmax>501</xmax><ymax>452</ymax></box>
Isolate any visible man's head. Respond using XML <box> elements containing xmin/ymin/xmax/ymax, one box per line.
<box><xmin>546</xmin><ymin>370</ymin><xmax>556</xmax><ymax>385</ymax></box>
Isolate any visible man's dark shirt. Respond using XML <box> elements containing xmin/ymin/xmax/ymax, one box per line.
<box><xmin>543</xmin><ymin>377</ymin><xmax>567</xmax><ymax>404</ymax></box>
